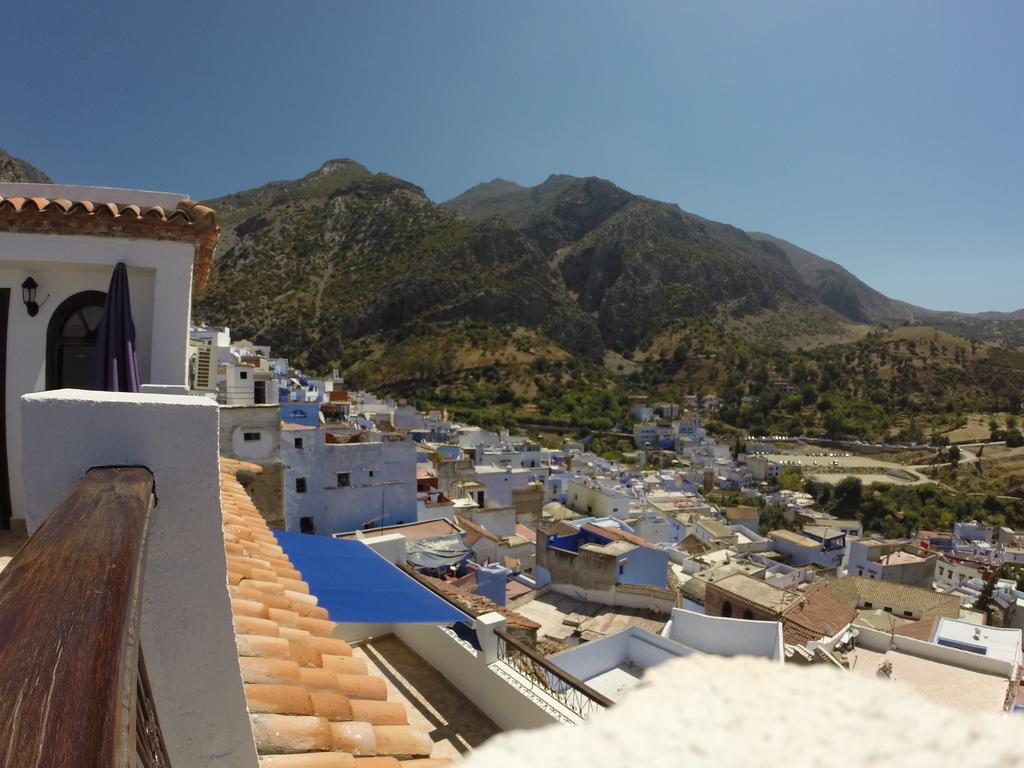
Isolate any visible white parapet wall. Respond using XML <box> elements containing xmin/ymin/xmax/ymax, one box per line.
<box><xmin>548</xmin><ymin>625</ymin><xmax>692</xmax><ymax>685</ymax></box>
<box><xmin>661</xmin><ymin>608</ymin><xmax>785</xmax><ymax>662</ymax></box>
<box><xmin>20</xmin><ymin>389</ymin><xmax>258</xmax><ymax>768</ymax></box>
<box><xmin>393</xmin><ymin>617</ymin><xmax>564</xmax><ymax>731</ymax></box>
<box><xmin>853</xmin><ymin>623</ymin><xmax>1015</xmax><ymax>678</ymax></box>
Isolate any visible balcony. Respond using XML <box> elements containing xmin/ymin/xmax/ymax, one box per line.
<box><xmin>0</xmin><ymin>467</ymin><xmax>171</xmax><ymax>765</ymax></box>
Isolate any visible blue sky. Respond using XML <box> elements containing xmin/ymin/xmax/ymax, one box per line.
<box><xmin>4</xmin><ymin>1</ymin><xmax>1021</xmax><ymax>312</ymax></box>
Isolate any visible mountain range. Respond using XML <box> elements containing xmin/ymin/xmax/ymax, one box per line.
<box><xmin>4</xmin><ymin>147</ymin><xmax>1023</xmax><ymax>423</ymax></box>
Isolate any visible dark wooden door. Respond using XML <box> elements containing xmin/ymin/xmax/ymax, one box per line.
<box><xmin>0</xmin><ymin>288</ymin><xmax>10</xmax><ymax>529</ymax></box>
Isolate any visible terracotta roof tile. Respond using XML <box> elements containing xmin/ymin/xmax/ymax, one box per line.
<box><xmin>780</xmin><ymin>584</ymin><xmax>857</xmax><ymax>645</ymax></box>
<box><xmin>826</xmin><ymin>575</ymin><xmax>961</xmax><ymax>620</ymax></box>
<box><xmin>260</xmin><ymin>754</ymin><xmax>358</xmax><ymax>767</ymax></box>
<box><xmin>0</xmin><ymin>193</ymin><xmax>219</xmax><ymax>292</ymax></box>
<box><xmin>581</xmin><ymin>523</ymin><xmax>651</xmax><ymax>547</ymax></box>
<box><xmin>219</xmin><ymin>461</ymin><xmax>451</xmax><ymax>766</ymax></box>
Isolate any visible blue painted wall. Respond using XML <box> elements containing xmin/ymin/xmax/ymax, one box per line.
<box><xmin>475</xmin><ymin>564</ymin><xmax>508</xmax><ymax>606</ymax></box>
<box><xmin>617</xmin><ymin>545</ymin><xmax>669</xmax><ymax>589</ymax></box>
<box><xmin>281</xmin><ymin>403</ymin><xmax>320</xmax><ymax>426</ymax></box>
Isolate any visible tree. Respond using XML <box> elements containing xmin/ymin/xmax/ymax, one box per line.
<box><xmin>759</xmin><ymin>503</ymin><xmax>792</xmax><ymax>535</ymax></box>
<box><xmin>778</xmin><ymin>468</ymin><xmax>803</xmax><ymax>492</ymax></box>
<box><xmin>829</xmin><ymin>476</ymin><xmax>863</xmax><ymax>517</ymax></box>
<box><xmin>948</xmin><ymin>445</ymin><xmax>961</xmax><ymax>465</ymax></box>
<box><xmin>973</xmin><ymin>569</ymin><xmax>1001</xmax><ymax>619</ymax></box>
<box><xmin>732</xmin><ymin>435</ymin><xmax>745</xmax><ymax>461</ymax></box>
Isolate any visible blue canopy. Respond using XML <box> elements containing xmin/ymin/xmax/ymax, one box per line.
<box><xmin>274</xmin><ymin>531</ymin><xmax>471</xmax><ymax>625</ymax></box>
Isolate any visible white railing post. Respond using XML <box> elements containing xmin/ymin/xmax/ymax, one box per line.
<box><xmin>477</xmin><ymin>612</ymin><xmax>507</xmax><ymax>663</ymax></box>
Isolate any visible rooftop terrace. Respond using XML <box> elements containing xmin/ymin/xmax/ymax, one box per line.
<box><xmin>846</xmin><ymin>646</ymin><xmax>1010</xmax><ymax>713</ymax></box>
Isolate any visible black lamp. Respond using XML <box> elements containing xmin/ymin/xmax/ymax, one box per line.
<box><xmin>21</xmin><ymin>277</ymin><xmax>39</xmax><ymax>317</ymax></box>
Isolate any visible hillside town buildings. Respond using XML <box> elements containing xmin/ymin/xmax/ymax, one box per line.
<box><xmin>1</xmin><ymin>179</ymin><xmax>1023</xmax><ymax>765</ymax></box>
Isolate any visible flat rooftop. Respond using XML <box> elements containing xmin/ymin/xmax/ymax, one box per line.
<box><xmin>771</xmin><ymin>530</ymin><xmax>820</xmax><ymax>548</ymax></box>
<box><xmin>879</xmin><ymin>551</ymin><xmax>926</xmax><ymax>566</ymax></box>
<box><xmin>582</xmin><ymin>540</ymin><xmax>635</xmax><ymax>557</ymax></box>
<box><xmin>335</xmin><ymin>517</ymin><xmax>462</xmax><ymax>544</ymax></box>
<box><xmin>711</xmin><ymin>573</ymin><xmax>799</xmax><ymax>614</ymax></box>
<box><xmin>586</xmin><ymin>663</ymin><xmax>643</xmax><ymax>702</ymax></box>
<box><xmin>515</xmin><ymin>592</ymin><xmax>667</xmax><ymax>645</ymax></box>
<box><xmin>846</xmin><ymin>646</ymin><xmax>1010</xmax><ymax>713</ymax></box>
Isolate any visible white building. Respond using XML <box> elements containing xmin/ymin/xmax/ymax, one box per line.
<box><xmin>472</xmin><ymin>464</ymin><xmax>538</xmax><ymax>508</ymax></box>
<box><xmin>476</xmin><ymin>441</ymin><xmax>543</xmax><ymax>469</ymax></box>
<box><xmin>745</xmin><ymin>455</ymin><xmax>781</xmax><ymax>483</ymax></box>
<box><xmin>932</xmin><ymin>618</ymin><xmax>1023</xmax><ymax>668</ymax></box>
<box><xmin>674</xmin><ymin>410</ymin><xmax>704</xmax><ymax>441</ymax></box>
<box><xmin>0</xmin><ymin>182</ymin><xmax>217</xmax><ymax>527</ymax></box>
<box><xmin>282</xmin><ymin>428</ymin><xmax>418</xmax><ymax>534</ymax></box>
<box><xmin>566</xmin><ymin>477</ymin><xmax>631</xmax><ymax>519</ymax></box>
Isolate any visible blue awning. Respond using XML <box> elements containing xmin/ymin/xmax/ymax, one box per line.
<box><xmin>273</xmin><ymin>531</ymin><xmax>472</xmax><ymax>625</ymax></box>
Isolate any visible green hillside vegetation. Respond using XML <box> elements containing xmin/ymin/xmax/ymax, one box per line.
<box><xmin>805</xmin><ymin>476</ymin><xmax>1024</xmax><ymax>538</ymax></box>
<box><xmin>195</xmin><ymin>159</ymin><xmax>1024</xmax><ymax>438</ymax></box>
<box><xmin>197</xmin><ymin>160</ymin><xmax>603</xmax><ymax>372</ymax></box>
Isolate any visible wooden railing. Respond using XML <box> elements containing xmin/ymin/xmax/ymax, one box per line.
<box><xmin>0</xmin><ymin>467</ymin><xmax>171</xmax><ymax>767</ymax></box>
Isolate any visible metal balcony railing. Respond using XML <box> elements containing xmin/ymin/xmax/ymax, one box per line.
<box><xmin>0</xmin><ymin>467</ymin><xmax>171</xmax><ymax>767</ymax></box>
<box><xmin>494</xmin><ymin>628</ymin><xmax>613</xmax><ymax>720</ymax></box>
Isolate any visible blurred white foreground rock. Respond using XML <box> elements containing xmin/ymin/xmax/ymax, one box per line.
<box><xmin>463</xmin><ymin>655</ymin><xmax>1021</xmax><ymax>768</ymax></box>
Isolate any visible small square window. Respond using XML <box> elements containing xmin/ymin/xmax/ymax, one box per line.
<box><xmin>243</xmin><ymin>432</ymin><xmax>261</xmax><ymax>442</ymax></box>
<box><xmin>294</xmin><ymin>437</ymin><xmax>304</xmax><ymax>449</ymax></box>
<box><xmin>295</xmin><ymin>477</ymin><xmax>307</xmax><ymax>494</ymax></box>
<box><xmin>299</xmin><ymin>516</ymin><xmax>315</xmax><ymax>534</ymax></box>
<box><xmin>338</xmin><ymin>472</ymin><xmax>350</xmax><ymax>488</ymax></box>
<box><xmin>864</xmin><ymin>602</ymin><xmax>873</xmax><ymax>609</ymax></box>
<box><xmin>239</xmin><ymin>371</ymin><xmax>248</xmax><ymax>380</ymax></box>
<box><xmin>368</xmin><ymin>470</ymin><xmax>374</xmax><ymax>478</ymax></box>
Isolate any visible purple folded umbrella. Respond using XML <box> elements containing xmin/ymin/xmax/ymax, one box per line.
<box><xmin>91</xmin><ymin>262</ymin><xmax>141</xmax><ymax>392</ymax></box>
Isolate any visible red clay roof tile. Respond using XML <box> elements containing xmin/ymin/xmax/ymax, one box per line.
<box><xmin>0</xmin><ymin>192</ymin><xmax>219</xmax><ymax>292</ymax></box>
<box><xmin>219</xmin><ymin>461</ymin><xmax>448</xmax><ymax>766</ymax></box>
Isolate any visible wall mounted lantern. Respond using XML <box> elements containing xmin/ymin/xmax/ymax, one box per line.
<box><xmin>21</xmin><ymin>277</ymin><xmax>40</xmax><ymax>317</ymax></box>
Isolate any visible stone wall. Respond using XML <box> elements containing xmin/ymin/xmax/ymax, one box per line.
<box><xmin>539</xmin><ymin>538</ymin><xmax>618</xmax><ymax>592</ymax></box>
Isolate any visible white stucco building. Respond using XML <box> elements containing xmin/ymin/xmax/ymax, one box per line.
<box><xmin>0</xmin><ymin>182</ymin><xmax>217</xmax><ymax>528</ymax></box>
<box><xmin>282</xmin><ymin>427</ymin><xmax>418</xmax><ymax>534</ymax></box>
<box><xmin>566</xmin><ymin>477</ymin><xmax>631</xmax><ymax>519</ymax></box>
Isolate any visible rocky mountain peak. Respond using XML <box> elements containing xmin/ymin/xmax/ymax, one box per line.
<box><xmin>0</xmin><ymin>148</ymin><xmax>51</xmax><ymax>184</ymax></box>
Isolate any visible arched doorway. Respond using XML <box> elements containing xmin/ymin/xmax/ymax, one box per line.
<box><xmin>46</xmin><ymin>291</ymin><xmax>106</xmax><ymax>390</ymax></box>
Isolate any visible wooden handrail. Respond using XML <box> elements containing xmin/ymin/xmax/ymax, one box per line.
<box><xmin>0</xmin><ymin>467</ymin><xmax>157</xmax><ymax>767</ymax></box>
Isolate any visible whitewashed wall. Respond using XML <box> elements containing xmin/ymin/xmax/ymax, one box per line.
<box><xmin>394</xmin><ymin>621</ymin><xmax>561</xmax><ymax>731</ymax></box>
<box><xmin>661</xmin><ymin>608</ymin><xmax>784</xmax><ymax>662</ymax></box>
<box><xmin>0</xmin><ymin>230</ymin><xmax>195</xmax><ymax>521</ymax></box>
<box><xmin>20</xmin><ymin>390</ymin><xmax>258</xmax><ymax>767</ymax></box>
